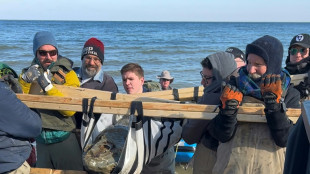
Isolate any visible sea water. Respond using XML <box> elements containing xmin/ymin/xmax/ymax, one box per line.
<box><xmin>1</xmin><ymin>20</ymin><xmax>310</xmax><ymax>93</ymax></box>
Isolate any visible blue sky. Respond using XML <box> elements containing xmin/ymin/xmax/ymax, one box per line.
<box><xmin>1</xmin><ymin>0</ymin><xmax>309</xmax><ymax>22</ymax></box>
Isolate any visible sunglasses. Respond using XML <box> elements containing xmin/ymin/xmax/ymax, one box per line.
<box><xmin>200</xmin><ymin>71</ymin><xmax>213</xmax><ymax>81</ymax></box>
<box><xmin>290</xmin><ymin>48</ymin><xmax>307</xmax><ymax>55</ymax></box>
<box><xmin>161</xmin><ymin>78</ymin><xmax>171</xmax><ymax>82</ymax></box>
<box><xmin>38</xmin><ymin>50</ymin><xmax>58</xmax><ymax>57</ymax></box>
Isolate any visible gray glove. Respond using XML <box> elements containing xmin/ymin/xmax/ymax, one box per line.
<box><xmin>37</xmin><ymin>70</ymin><xmax>53</xmax><ymax>92</ymax></box>
<box><xmin>2</xmin><ymin>74</ymin><xmax>23</xmax><ymax>93</ymax></box>
<box><xmin>22</xmin><ymin>64</ymin><xmax>40</xmax><ymax>83</ymax></box>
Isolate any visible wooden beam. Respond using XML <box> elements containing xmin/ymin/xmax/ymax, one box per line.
<box><xmin>291</xmin><ymin>73</ymin><xmax>307</xmax><ymax>85</ymax></box>
<box><xmin>16</xmin><ymin>94</ymin><xmax>301</xmax><ymax>123</ymax></box>
<box><xmin>50</xmin><ymin>84</ymin><xmax>204</xmax><ymax>102</ymax></box>
<box><xmin>30</xmin><ymin>168</ymin><xmax>87</xmax><ymax>174</ymax></box>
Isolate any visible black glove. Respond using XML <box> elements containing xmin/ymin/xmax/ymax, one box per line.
<box><xmin>260</xmin><ymin>74</ymin><xmax>283</xmax><ymax>112</ymax></box>
<box><xmin>2</xmin><ymin>74</ymin><xmax>23</xmax><ymax>93</ymax></box>
<box><xmin>37</xmin><ymin>70</ymin><xmax>53</xmax><ymax>92</ymax></box>
<box><xmin>295</xmin><ymin>78</ymin><xmax>310</xmax><ymax>99</ymax></box>
<box><xmin>219</xmin><ymin>82</ymin><xmax>243</xmax><ymax>116</ymax></box>
<box><xmin>22</xmin><ymin>64</ymin><xmax>40</xmax><ymax>83</ymax></box>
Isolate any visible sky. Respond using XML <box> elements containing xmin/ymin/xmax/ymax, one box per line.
<box><xmin>0</xmin><ymin>0</ymin><xmax>309</xmax><ymax>22</ymax></box>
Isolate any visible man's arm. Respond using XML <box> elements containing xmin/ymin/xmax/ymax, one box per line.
<box><xmin>0</xmin><ymin>82</ymin><xmax>42</xmax><ymax>138</ymax></box>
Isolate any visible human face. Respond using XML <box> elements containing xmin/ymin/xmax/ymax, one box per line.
<box><xmin>246</xmin><ymin>54</ymin><xmax>267</xmax><ymax>81</ymax></box>
<box><xmin>200</xmin><ymin>67</ymin><xmax>213</xmax><ymax>88</ymax></box>
<box><xmin>235</xmin><ymin>57</ymin><xmax>246</xmax><ymax>68</ymax></box>
<box><xmin>36</xmin><ymin>45</ymin><xmax>58</xmax><ymax>69</ymax></box>
<box><xmin>160</xmin><ymin>78</ymin><xmax>171</xmax><ymax>90</ymax></box>
<box><xmin>122</xmin><ymin>71</ymin><xmax>144</xmax><ymax>94</ymax></box>
<box><xmin>82</xmin><ymin>55</ymin><xmax>102</xmax><ymax>77</ymax></box>
<box><xmin>289</xmin><ymin>46</ymin><xmax>309</xmax><ymax>63</ymax></box>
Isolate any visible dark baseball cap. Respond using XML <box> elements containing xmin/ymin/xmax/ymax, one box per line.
<box><xmin>225</xmin><ymin>47</ymin><xmax>245</xmax><ymax>62</ymax></box>
<box><xmin>289</xmin><ymin>33</ymin><xmax>310</xmax><ymax>49</ymax></box>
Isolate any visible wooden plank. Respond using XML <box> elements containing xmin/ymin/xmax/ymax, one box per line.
<box><xmin>51</xmin><ymin>84</ymin><xmax>203</xmax><ymax>102</ymax></box>
<box><xmin>291</xmin><ymin>73</ymin><xmax>307</xmax><ymax>85</ymax></box>
<box><xmin>30</xmin><ymin>168</ymin><xmax>87</xmax><ymax>174</ymax></box>
<box><xmin>16</xmin><ymin>94</ymin><xmax>301</xmax><ymax>123</ymax></box>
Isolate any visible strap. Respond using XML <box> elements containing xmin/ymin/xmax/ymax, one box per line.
<box><xmin>193</xmin><ymin>86</ymin><xmax>199</xmax><ymax>102</ymax></box>
<box><xmin>110</xmin><ymin>92</ymin><xmax>117</xmax><ymax>100</ymax></box>
<box><xmin>130</xmin><ymin>101</ymin><xmax>143</xmax><ymax>129</ymax></box>
<box><xmin>173</xmin><ymin>88</ymin><xmax>179</xmax><ymax>101</ymax></box>
<box><xmin>82</xmin><ymin>98</ymin><xmax>89</xmax><ymax>127</ymax></box>
<box><xmin>83</xmin><ymin>97</ymin><xmax>98</xmax><ymax>150</ymax></box>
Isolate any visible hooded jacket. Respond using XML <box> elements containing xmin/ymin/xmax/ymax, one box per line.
<box><xmin>182</xmin><ymin>52</ymin><xmax>237</xmax><ymax>149</ymax></box>
<box><xmin>0</xmin><ymin>81</ymin><xmax>41</xmax><ymax>173</ymax></box>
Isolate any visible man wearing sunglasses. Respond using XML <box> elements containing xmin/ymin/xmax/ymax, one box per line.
<box><xmin>285</xmin><ymin>33</ymin><xmax>310</xmax><ymax>100</ymax></box>
<box><xmin>157</xmin><ymin>70</ymin><xmax>174</xmax><ymax>90</ymax></box>
<box><xmin>18</xmin><ymin>31</ymin><xmax>83</xmax><ymax>170</ymax></box>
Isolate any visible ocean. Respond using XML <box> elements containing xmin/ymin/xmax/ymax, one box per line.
<box><xmin>1</xmin><ymin>20</ymin><xmax>310</xmax><ymax>93</ymax></box>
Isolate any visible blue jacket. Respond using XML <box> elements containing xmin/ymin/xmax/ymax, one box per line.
<box><xmin>0</xmin><ymin>81</ymin><xmax>42</xmax><ymax>173</ymax></box>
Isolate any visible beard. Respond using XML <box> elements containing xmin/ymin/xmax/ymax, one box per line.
<box><xmin>82</xmin><ymin>64</ymin><xmax>99</xmax><ymax>77</ymax></box>
<box><xmin>248</xmin><ymin>73</ymin><xmax>262</xmax><ymax>82</ymax></box>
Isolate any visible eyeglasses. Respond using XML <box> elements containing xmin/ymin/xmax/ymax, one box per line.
<box><xmin>84</xmin><ymin>56</ymin><xmax>101</xmax><ymax>63</ymax></box>
<box><xmin>200</xmin><ymin>71</ymin><xmax>213</xmax><ymax>81</ymax></box>
<box><xmin>38</xmin><ymin>50</ymin><xmax>58</xmax><ymax>57</ymax></box>
<box><xmin>161</xmin><ymin>79</ymin><xmax>171</xmax><ymax>82</ymax></box>
<box><xmin>290</xmin><ymin>48</ymin><xmax>307</xmax><ymax>55</ymax></box>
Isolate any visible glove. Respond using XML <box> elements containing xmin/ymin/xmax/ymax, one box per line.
<box><xmin>2</xmin><ymin>74</ymin><xmax>23</xmax><ymax>93</ymax></box>
<box><xmin>37</xmin><ymin>70</ymin><xmax>53</xmax><ymax>92</ymax></box>
<box><xmin>260</xmin><ymin>74</ymin><xmax>283</xmax><ymax>111</ymax></box>
<box><xmin>295</xmin><ymin>77</ymin><xmax>310</xmax><ymax>99</ymax></box>
<box><xmin>22</xmin><ymin>64</ymin><xmax>40</xmax><ymax>83</ymax></box>
<box><xmin>220</xmin><ymin>82</ymin><xmax>243</xmax><ymax>115</ymax></box>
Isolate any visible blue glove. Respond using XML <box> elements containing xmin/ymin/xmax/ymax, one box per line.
<box><xmin>22</xmin><ymin>64</ymin><xmax>40</xmax><ymax>83</ymax></box>
<box><xmin>37</xmin><ymin>70</ymin><xmax>53</xmax><ymax>92</ymax></box>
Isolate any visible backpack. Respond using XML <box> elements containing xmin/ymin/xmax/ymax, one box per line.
<box><xmin>143</xmin><ymin>80</ymin><xmax>161</xmax><ymax>92</ymax></box>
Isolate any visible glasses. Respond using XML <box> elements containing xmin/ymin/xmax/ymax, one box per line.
<box><xmin>84</xmin><ymin>56</ymin><xmax>101</xmax><ymax>63</ymax></box>
<box><xmin>290</xmin><ymin>48</ymin><xmax>307</xmax><ymax>55</ymax></box>
<box><xmin>200</xmin><ymin>71</ymin><xmax>213</xmax><ymax>81</ymax></box>
<box><xmin>161</xmin><ymin>79</ymin><xmax>171</xmax><ymax>82</ymax></box>
<box><xmin>38</xmin><ymin>50</ymin><xmax>57</xmax><ymax>57</ymax></box>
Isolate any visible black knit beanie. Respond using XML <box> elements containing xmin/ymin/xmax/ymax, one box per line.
<box><xmin>246</xmin><ymin>35</ymin><xmax>283</xmax><ymax>74</ymax></box>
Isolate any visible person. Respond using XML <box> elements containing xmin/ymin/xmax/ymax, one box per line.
<box><xmin>73</xmin><ymin>37</ymin><xmax>118</xmax><ymax>147</ymax></box>
<box><xmin>18</xmin><ymin>31</ymin><xmax>83</xmax><ymax>170</ymax></box>
<box><xmin>157</xmin><ymin>70</ymin><xmax>174</xmax><ymax>90</ymax></box>
<box><xmin>182</xmin><ymin>52</ymin><xmax>238</xmax><ymax>173</ymax></box>
<box><xmin>121</xmin><ymin>63</ymin><xmax>178</xmax><ymax>174</ymax></box>
<box><xmin>225</xmin><ymin>47</ymin><xmax>246</xmax><ymax>68</ymax></box>
<box><xmin>0</xmin><ymin>79</ymin><xmax>42</xmax><ymax>173</ymax></box>
<box><xmin>283</xmin><ymin>35</ymin><xmax>310</xmax><ymax>174</ymax></box>
<box><xmin>284</xmin><ymin>33</ymin><xmax>310</xmax><ymax>100</ymax></box>
<box><xmin>207</xmin><ymin>35</ymin><xmax>300</xmax><ymax>174</ymax></box>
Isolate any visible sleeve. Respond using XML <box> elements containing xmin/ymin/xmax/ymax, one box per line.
<box><xmin>18</xmin><ymin>74</ymin><xmax>31</xmax><ymax>94</ymax></box>
<box><xmin>0</xmin><ymin>83</ymin><xmax>42</xmax><ymax>138</ymax></box>
<box><xmin>104</xmin><ymin>75</ymin><xmax>119</xmax><ymax>93</ymax></box>
<box><xmin>283</xmin><ymin>117</ymin><xmax>309</xmax><ymax>174</ymax></box>
<box><xmin>265</xmin><ymin>85</ymin><xmax>300</xmax><ymax>147</ymax></box>
<box><xmin>46</xmin><ymin>70</ymin><xmax>80</xmax><ymax>117</ymax></box>
<box><xmin>182</xmin><ymin>119</ymin><xmax>209</xmax><ymax>144</ymax></box>
<box><xmin>206</xmin><ymin>110</ymin><xmax>238</xmax><ymax>143</ymax></box>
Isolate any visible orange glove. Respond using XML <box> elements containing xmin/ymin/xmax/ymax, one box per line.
<box><xmin>220</xmin><ymin>82</ymin><xmax>243</xmax><ymax>115</ymax></box>
<box><xmin>260</xmin><ymin>74</ymin><xmax>284</xmax><ymax>111</ymax></box>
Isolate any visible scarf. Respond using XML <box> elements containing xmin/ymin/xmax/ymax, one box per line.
<box><xmin>238</xmin><ymin>67</ymin><xmax>291</xmax><ymax>100</ymax></box>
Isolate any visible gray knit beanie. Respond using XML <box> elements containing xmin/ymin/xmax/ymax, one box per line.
<box><xmin>33</xmin><ymin>31</ymin><xmax>58</xmax><ymax>56</ymax></box>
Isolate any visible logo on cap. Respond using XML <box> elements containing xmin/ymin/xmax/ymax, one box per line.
<box><xmin>296</xmin><ymin>35</ymin><xmax>304</xmax><ymax>42</ymax></box>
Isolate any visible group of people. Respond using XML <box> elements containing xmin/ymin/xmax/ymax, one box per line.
<box><xmin>1</xmin><ymin>31</ymin><xmax>310</xmax><ymax>174</ymax></box>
